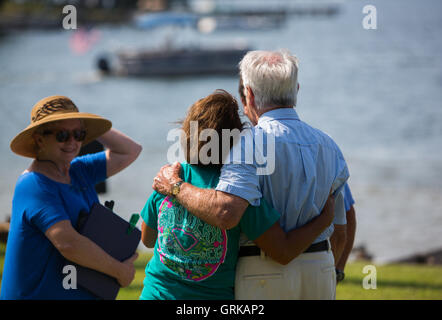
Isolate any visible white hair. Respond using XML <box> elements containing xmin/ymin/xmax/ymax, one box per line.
<box><xmin>239</xmin><ymin>49</ymin><xmax>299</xmax><ymax>110</ymax></box>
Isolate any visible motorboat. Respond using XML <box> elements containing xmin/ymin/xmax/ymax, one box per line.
<box><xmin>97</xmin><ymin>43</ymin><xmax>250</xmax><ymax>77</ymax></box>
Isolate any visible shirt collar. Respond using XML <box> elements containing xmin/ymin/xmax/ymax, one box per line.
<box><xmin>257</xmin><ymin>107</ymin><xmax>300</xmax><ymax>126</ymax></box>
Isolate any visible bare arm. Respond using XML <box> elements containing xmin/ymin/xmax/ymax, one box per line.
<box><xmin>336</xmin><ymin>205</ymin><xmax>356</xmax><ymax>270</ymax></box>
<box><xmin>141</xmin><ymin>221</ymin><xmax>157</xmax><ymax>248</ymax></box>
<box><xmin>176</xmin><ymin>184</ymin><xmax>248</xmax><ymax>230</ymax></box>
<box><xmin>152</xmin><ymin>162</ymin><xmax>249</xmax><ymax>230</ymax></box>
<box><xmin>96</xmin><ymin>128</ymin><xmax>142</xmax><ymax>178</ymax></box>
<box><xmin>45</xmin><ymin>220</ymin><xmax>138</xmax><ymax>287</ymax></box>
<box><xmin>254</xmin><ymin>196</ymin><xmax>335</xmax><ymax>265</ymax></box>
<box><xmin>330</xmin><ymin>224</ymin><xmax>347</xmax><ymax>265</ymax></box>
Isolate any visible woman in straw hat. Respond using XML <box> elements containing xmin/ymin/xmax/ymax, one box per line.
<box><xmin>1</xmin><ymin>96</ymin><xmax>142</xmax><ymax>300</ymax></box>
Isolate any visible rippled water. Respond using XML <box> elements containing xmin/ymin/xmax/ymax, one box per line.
<box><xmin>1</xmin><ymin>0</ymin><xmax>441</xmax><ymax>263</ymax></box>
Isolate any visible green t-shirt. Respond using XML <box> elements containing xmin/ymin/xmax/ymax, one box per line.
<box><xmin>139</xmin><ymin>163</ymin><xmax>280</xmax><ymax>300</ymax></box>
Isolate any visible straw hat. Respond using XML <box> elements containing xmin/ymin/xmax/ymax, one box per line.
<box><xmin>10</xmin><ymin>95</ymin><xmax>112</xmax><ymax>158</ymax></box>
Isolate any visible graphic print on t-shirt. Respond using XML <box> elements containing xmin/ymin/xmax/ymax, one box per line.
<box><xmin>157</xmin><ymin>196</ymin><xmax>227</xmax><ymax>282</ymax></box>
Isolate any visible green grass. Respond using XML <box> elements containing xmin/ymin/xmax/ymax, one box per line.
<box><xmin>1</xmin><ymin>244</ymin><xmax>441</xmax><ymax>300</ymax></box>
<box><xmin>336</xmin><ymin>261</ymin><xmax>442</xmax><ymax>300</ymax></box>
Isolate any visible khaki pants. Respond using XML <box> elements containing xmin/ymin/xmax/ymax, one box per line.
<box><xmin>235</xmin><ymin>248</ymin><xmax>336</xmax><ymax>300</ymax></box>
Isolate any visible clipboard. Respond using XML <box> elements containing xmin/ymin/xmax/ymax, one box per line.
<box><xmin>73</xmin><ymin>202</ymin><xmax>141</xmax><ymax>300</ymax></box>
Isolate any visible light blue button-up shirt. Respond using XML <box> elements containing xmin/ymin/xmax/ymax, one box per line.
<box><xmin>216</xmin><ymin>107</ymin><xmax>349</xmax><ymax>243</ymax></box>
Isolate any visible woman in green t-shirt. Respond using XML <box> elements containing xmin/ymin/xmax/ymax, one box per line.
<box><xmin>139</xmin><ymin>90</ymin><xmax>334</xmax><ymax>300</ymax></box>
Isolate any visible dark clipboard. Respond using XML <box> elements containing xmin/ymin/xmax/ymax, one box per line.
<box><xmin>73</xmin><ymin>202</ymin><xmax>141</xmax><ymax>300</ymax></box>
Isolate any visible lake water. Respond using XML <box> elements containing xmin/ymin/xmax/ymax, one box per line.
<box><xmin>1</xmin><ymin>0</ymin><xmax>441</xmax><ymax>263</ymax></box>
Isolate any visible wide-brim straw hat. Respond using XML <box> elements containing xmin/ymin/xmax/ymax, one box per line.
<box><xmin>10</xmin><ymin>95</ymin><xmax>112</xmax><ymax>158</ymax></box>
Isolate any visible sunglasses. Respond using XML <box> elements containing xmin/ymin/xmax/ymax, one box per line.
<box><xmin>43</xmin><ymin>129</ymin><xmax>87</xmax><ymax>143</ymax></box>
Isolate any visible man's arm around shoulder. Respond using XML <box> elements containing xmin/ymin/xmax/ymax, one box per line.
<box><xmin>153</xmin><ymin>162</ymin><xmax>249</xmax><ymax>230</ymax></box>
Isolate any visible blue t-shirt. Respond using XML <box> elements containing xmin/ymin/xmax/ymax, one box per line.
<box><xmin>343</xmin><ymin>183</ymin><xmax>355</xmax><ymax>212</ymax></box>
<box><xmin>139</xmin><ymin>163</ymin><xmax>280</xmax><ymax>300</ymax></box>
<box><xmin>0</xmin><ymin>152</ymin><xmax>107</xmax><ymax>300</ymax></box>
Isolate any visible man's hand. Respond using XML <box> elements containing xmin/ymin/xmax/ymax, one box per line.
<box><xmin>152</xmin><ymin>162</ymin><xmax>182</xmax><ymax>196</ymax></box>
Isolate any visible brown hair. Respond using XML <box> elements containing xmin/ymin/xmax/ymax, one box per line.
<box><xmin>181</xmin><ymin>89</ymin><xmax>243</xmax><ymax>168</ymax></box>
